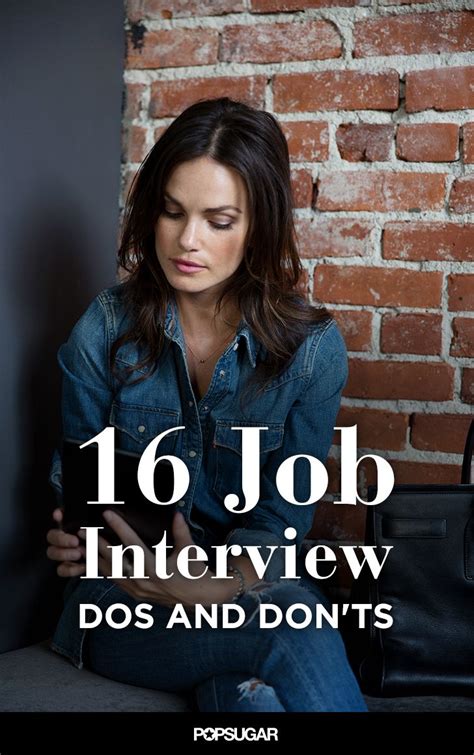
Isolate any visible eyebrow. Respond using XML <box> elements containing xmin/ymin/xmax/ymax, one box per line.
<box><xmin>164</xmin><ymin>192</ymin><xmax>242</xmax><ymax>214</ymax></box>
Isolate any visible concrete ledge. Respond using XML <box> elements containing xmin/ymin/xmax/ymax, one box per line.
<box><xmin>0</xmin><ymin>642</ymin><xmax>191</xmax><ymax>712</ymax></box>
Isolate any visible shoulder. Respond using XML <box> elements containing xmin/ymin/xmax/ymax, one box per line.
<box><xmin>304</xmin><ymin>316</ymin><xmax>348</xmax><ymax>384</ymax></box>
<box><xmin>71</xmin><ymin>282</ymin><xmax>131</xmax><ymax>336</ymax></box>
<box><xmin>60</xmin><ymin>283</ymin><xmax>130</xmax><ymax>360</ymax></box>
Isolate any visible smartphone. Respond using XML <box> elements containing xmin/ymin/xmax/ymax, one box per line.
<box><xmin>61</xmin><ymin>438</ymin><xmax>176</xmax><ymax>549</ymax></box>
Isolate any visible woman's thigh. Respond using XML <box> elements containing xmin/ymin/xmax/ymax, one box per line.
<box><xmin>83</xmin><ymin>579</ymin><xmax>350</xmax><ymax>697</ymax></box>
<box><xmin>84</xmin><ymin>582</ymin><xmax>265</xmax><ymax>693</ymax></box>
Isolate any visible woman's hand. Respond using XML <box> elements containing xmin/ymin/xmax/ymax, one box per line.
<box><xmin>46</xmin><ymin>508</ymin><xmax>87</xmax><ymax>577</ymax></box>
<box><xmin>92</xmin><ymin>510</ymin><xmax>232</xmax><ymax>608</ymax></box>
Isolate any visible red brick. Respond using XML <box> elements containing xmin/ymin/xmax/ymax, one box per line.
<box><xmin>451</xmin><ymin>317</ymin><xmax>474</xmax><ymax>357</ymax></box>
<box><xmin>149</xmin><ymin>76</ymin><xmax>266</xmax><ymax>117</ymax></box>
<box><xmin>251</xmin><ymin>0</ymin><xmax>362</xmax><ymax>10</ymax></box>
<box><xmin>126</xmin><ymin>28</ymin><xmax>218</xmax><ymax>69</ymax></box>
<box><xmin>123</xmin><ymin>82</ymin><xmax>145</xmax><ymax>120</ymax></box>
<box><xmin>389</xmin><ymin>461</ymin><xmax>460</xmax><ymax>485</ymax></box>
<box><xmin>461</xmin><ymin>368</ymin><xmax>474</xmax><ymax>404</ymax></box>
<box><xmin>153</xmin><ymin>125</ymin><xmax>168</xmax><ymax>144</ymax></box>
<box><xmin>396</xmin><ymin>123</ymin><xmax>458</xmax><ymax>162</ymax></box>
<box><xmin>281</xmin><ymin>121</ymin><xmax>329</xmax><ymax>162</ymax></box>
<box><xmin>291</xmin><ymin>169</ymin><xmax>313</xmax><ymax>208</ymax></box>
<box><xmin>411</xmin><ymin>413</ymin><xmax>473</xmax><ymax>454</ymax></box>
<box><xmin>448</xmin><ymin>274</ymin><xmax>474</xmax><ymax>312</ymax></box>
<box><xmin>381</xmin><ymin>313</ymin><xmax>442</xmax><ymax>356</ymax></box>
<box><xmin>308</xmin><ymin>498</ymin><xmax>365</xmax><ymax>542</ymax></box>
<box><xmin>336</xmin><ymin>124</ymin><xmax>393</xmax><ymax>162</ymax></box>
<box><xmin>339</xmin><ymin>455</ymin><xmax>402</xmax><ymax>501</ymax></box>
<box><xmin>383</xmin><ymin>222</ymin><xmax>474</xmax><ymax>262</ymax></box>
<box><xmin>331</xmin><ymin>310</ymin><xmax>372</xmax><ymax>351</ymax></box>
<box><xmin>354</xmin><ymin>12</ymin><xmax>474</xmax><ymax>57</ymax></box>
<box><xmin>463</xmin><ymin>123</ymin><xmax>474</xmax><ymax>163</ymax></box>
<box><xmin>128</xmin><ymin>0</ymin><xmax>244</xmax><ymax>20</ymax></box>
<box><xmin>296</xmin><ymin>218</ymin><xmax>372</xmax><ymax>258</ymax></box>
<box><xmin>221</xmin><ymin>21</ymin><xmax>341</xmax><ymax>63</ymax></box>
<box><xmin>449</xmin><ymin>175</ymin><xmax>474</xmax><ymax>213</ymax></box>
<box><xmin>345</xmin><ymin>360</ymin><xmax>454</xmax><ymax>401</ymax></box>
<box><xmin>406</xmin><ymin>66</ymin><xmax>474</xmax><ymax>112</ymax></box>
<box><xmin>316</xmin><ymin>171</ymin><xmax>445</xmax><ymax>212</ymax></box>
<box><xmin>334</xmin><ymin>407</ymin><xmax>408</xmax><ymax>451</ymax></box>
<box><xmin>323</xmin><ymin>455</ymin><xmax>381</xmax><ymax>510</ymax></box>
<box><xmin>315</xmin><ymin>266</ymin><xmax>442</xmax><ymax>308</ymax></box>
<box><xmin>273</xmin><ymin>70</ymin><xmax>399</xmax><ymax>112</ymax></box>
<box><xmin>122</xmin><ymin>125</ymin><xmax>147</xmax><ymax>163</ymax></box>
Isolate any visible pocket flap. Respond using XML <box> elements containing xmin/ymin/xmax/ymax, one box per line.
<box><xmin>213</xmin><ymin>420</ymin><xmax>284</xmax><ymax>455</ymax></box>
<box><xmin>109</xmin><ymin>402</ymin><xmax>181</xmax><ymax>445</ymax></box>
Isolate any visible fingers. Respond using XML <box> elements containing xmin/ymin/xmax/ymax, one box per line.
<box><xmin>102</xmin><ymin>511</ymin><xmax>146</xmax><ymax>549</ymax></box>
<box><xmin>57</xmin><ymin>561</ymin><xmax>86</xmax><ymax>578</ymax></box>
<box><xmin>102</xmin><ymin>511</ymin><xmax>155</xmax><ymax>573</ymax></box>
<box><xmin>47</xmin><ymin>528</ymin><xmax>79</xmax><ymax>547</ymax></box>
<box><xmin>47</xmin><ymin>544</ymin><xmax>85</xmax><ymax>561</ymax></box>
<box><xmin>52</xmin><ymin>508</ymin><xmax>64</xmax><ymax>524</ymax></box>
<box><xmin>172</xmin><ymin>511</ymin><xmax>194</xmax><ymax>549</ymax></box>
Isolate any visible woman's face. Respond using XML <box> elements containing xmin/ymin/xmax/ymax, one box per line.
<box><xmin>154</xmin><ymin>156</ymin><xmax>250</xmax><ymax>299</ymax></box>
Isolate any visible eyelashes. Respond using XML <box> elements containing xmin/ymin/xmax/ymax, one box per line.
<box><xmin>162</xmin><ymin>209</ymin><xmax>234</xmax><ymax>232</ymax></box>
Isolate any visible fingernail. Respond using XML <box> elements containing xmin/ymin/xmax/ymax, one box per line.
<box><xmin>103</xmin><ymin>511</ymin><xmax>113</xmax><ymax>523</ymax></box>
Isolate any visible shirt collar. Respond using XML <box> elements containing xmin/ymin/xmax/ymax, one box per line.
<box><xmin>163</xmin><ymin>296</ymin><xmax>258</xmax><ymax>369</ymax></box>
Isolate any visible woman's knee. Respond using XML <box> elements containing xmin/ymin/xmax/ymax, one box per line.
<box><xmin>253</xmin><ymin>581</ymin><xmax>348</xmax><ymax>652</ymax></box>
<box><xmin>256</xmin><ymin>580</ymin><xmax>324</xmax><ymax>612</ymax></box>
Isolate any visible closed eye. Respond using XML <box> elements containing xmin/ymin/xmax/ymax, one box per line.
<box><xmin>162</xmin><ymin>209</ymin><xmax>234</xmax><ymax>231</ymax></box>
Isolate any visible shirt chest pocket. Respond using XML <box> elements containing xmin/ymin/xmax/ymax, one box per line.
<box><xmin>212</xmin><ymin>419</ymin><xmax>284</xmax><ymax>502</ymax></box>
<box><xmin>109</xmin><ymin>402</ymin><xmax>181</xmax><ymax>456</ymax></box>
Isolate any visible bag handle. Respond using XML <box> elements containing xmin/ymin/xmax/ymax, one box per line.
<box><xmin>461</xmin><ymin>420</ymin><xmax>474</xmax><ymax>484</ymax></box>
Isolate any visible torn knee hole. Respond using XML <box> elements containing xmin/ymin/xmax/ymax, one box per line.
<box><xmin>237</xmin><ymin>677</ymin><xmax>267</xmax><ymax>700</ymax></box>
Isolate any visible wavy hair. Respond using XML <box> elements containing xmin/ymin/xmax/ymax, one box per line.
<box><xmin>112</xmin><ymin>96</ymin><xmax>331</xmax><ymax>401</ymax></box>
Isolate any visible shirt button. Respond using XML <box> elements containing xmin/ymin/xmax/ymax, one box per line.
<box><xmin>177</xmin><ymin>500</ymin><xmax>186</xmax><ymax>507</ymax></box>
<box><xmin>233</xmin><ymin>342</ymin><xmax>239</xmax><ymax>351</ymax></box>
<box><xmin>137</xmin><ymin>425</ymin><xmax>146</xmax><ymax>433</ymax></box>
<box><xmin>219</xmin><ymin>370</ymin><xmax>226</xmax><ymax>377</ymax></box>
<box><xmin>188</xmin><ymin>450</ymin><xmax>197</xmax><ymax>458</ymax></box>
<box><xmin>203</xmin><ymin>405</ymin><xmax>209</xmax><ymax>411</ymax></box>
<box><xmin>188</xmin><ymin>400</ymin><xmax>193</xmax><ymax>407</ymax></box>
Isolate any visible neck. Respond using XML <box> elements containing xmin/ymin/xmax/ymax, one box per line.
<box><xmin>174</xmin><ymin>290</ymin><xmax>240</xmax><ymax>340</ymax></box>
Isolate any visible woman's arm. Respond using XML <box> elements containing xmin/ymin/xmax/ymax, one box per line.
<box><xmin>46</xmin><ymin>292</ymin><xmax>115</xmax><ymax>577</ymax></box>
<box><xmin>225</xmin><ymin>319</ymin><xmax>349</xmax><ymax>583</ymax></box>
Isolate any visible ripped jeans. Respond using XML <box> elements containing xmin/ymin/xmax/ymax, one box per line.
<box><xmin>82</xmin><ymin>578</ymin><xmax>368</xmax><ymax>713</ymax></box>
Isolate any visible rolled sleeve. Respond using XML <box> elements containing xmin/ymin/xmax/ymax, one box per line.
<box><xmin>225</xmin><ymin>319</ymin><xmax>348</xmax><ymax>582</ymax></box>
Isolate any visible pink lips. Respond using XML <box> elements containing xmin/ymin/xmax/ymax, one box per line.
<box><xmin>171</xmin><ymin>259</ymin><xmax>205</xmax><ymax>274</ymax></box>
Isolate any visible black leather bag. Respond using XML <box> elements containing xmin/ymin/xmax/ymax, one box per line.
<box><xmin>343</xmin><ymin>420</ymin><xmax>474</xmax><ymax>697</ymax></box>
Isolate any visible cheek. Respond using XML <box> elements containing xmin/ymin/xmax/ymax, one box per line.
<box><xmin>155</xmin><ymin>221</ymin><xmax>172</xmax><ymax>252</ymax></box>
<box><xmin>218</xmin><ymin>237</ymin><xmax>245</xmax><ymax>270</ymax></box>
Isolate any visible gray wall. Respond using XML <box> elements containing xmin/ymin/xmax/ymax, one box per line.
<box><xmin>0</xmin><ymin>1</ymin><xmax>124</xmax><ymax>652</ymax></box>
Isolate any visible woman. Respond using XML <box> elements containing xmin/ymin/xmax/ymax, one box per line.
<box><xmin>46</xmin><ymin>96</ymin><xmax>367</xmax><ymax>713</ymax></box>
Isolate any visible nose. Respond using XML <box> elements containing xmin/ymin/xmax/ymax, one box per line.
<box><xmin>178</xmin><ymin>217</ymin><xmax>201</xmax><ymax>252</ymax></box>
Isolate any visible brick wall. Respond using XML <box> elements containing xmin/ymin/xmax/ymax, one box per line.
<box><xmin>120</xmin><ymin>0</ymin><xmax>473</xmax><ymax>583</ymax></box>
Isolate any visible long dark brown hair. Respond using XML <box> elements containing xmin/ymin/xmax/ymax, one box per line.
<box><xmin>112</xmin><ymin>96</ymin><xmax>331</xmax><ymax>401</ymax></box>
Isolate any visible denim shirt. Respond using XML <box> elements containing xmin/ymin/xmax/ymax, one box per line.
<box><xmin>48</xmin><ymin>282</ymin><xmax>348</xmax><ymax>668</ymax></box>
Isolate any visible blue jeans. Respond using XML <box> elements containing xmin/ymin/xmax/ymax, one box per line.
<box><xmin>82</xmin><ymin>580</ymin><xmax>368</xmax><ymax>713</ymax></box>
